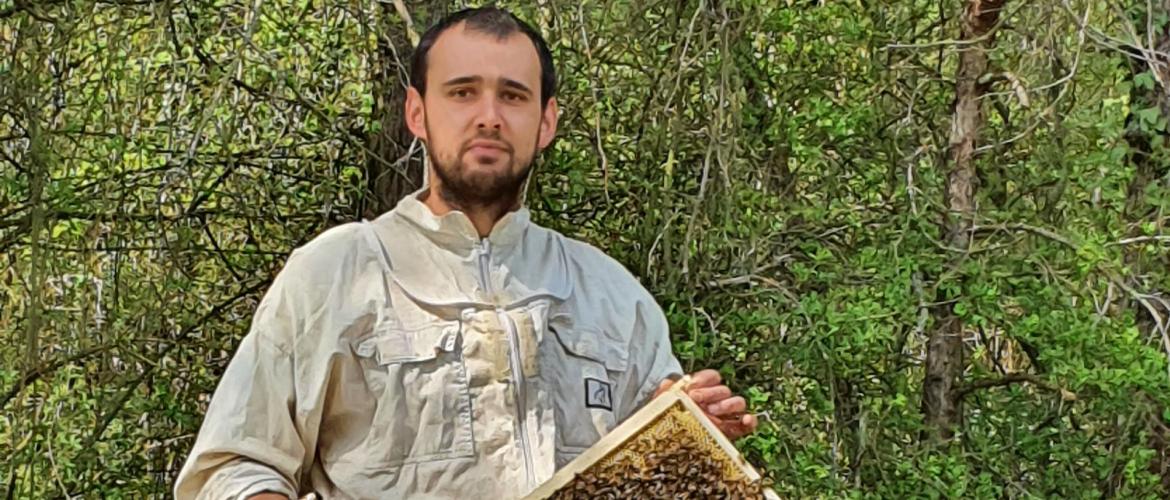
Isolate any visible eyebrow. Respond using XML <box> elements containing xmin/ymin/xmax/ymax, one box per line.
<box><xmin>441</xmin><ymin>76</ymin><xmax>482</xmax><ymax>87</ymax></box>
<box><xmin>500</xmin><ymin>78</ymin><xmax>533</xmax><ymax>96</ymax></box>
<box><xmin>441</xmin><ymin>75</ymin><xmax>533</xmax><ymax>96</ymax></box>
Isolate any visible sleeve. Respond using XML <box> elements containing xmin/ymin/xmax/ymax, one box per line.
<box><xmin>174</xmin><ymin>262</ymin><xmax>311</xmax><ymax>500</ymax></box>
<box><xmin>617</xmin><ymin>295</ymin><xmax>685</xmax><ymax>423</ymax></box>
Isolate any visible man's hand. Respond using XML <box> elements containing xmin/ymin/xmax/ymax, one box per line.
<box><xmin>654</xmin><ymin>369</ymin><xmax>758</xmax><ymax>440</ymax></box>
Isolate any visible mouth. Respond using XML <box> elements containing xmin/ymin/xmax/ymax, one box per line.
<box><xmin>463</xmin><ymin>138</ymin><xmax>510</xmax><ymax>152</ymax></box>
<box><xmin>465</xmin><ymin>140</ymin><xmax>512</xmax><ymax>155</ymax></box>
<box><xmin>467</xmin><ymin>146</ymin><xmax>505</xmax><ymax>157</ymax></box>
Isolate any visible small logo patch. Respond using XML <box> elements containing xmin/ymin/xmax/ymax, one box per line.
<box><xmin>584</xmin><ymin>377</ymin><xmax>613</xmax><ymax>411</ymax></box>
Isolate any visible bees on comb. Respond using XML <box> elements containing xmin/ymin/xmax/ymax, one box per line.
<box><xmin>526</xmin><ymin>376</ymin><xmax>777</xmax><ymax>500</ymax></box>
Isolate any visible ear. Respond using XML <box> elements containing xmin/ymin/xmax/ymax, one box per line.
<box><xmin>405</xmin><ymin>86</ymin><xmax>427</xmax><ymax>141</ymax></box>
<box><xmin>537</xmin><ymin>97</ymin><xmax>559</xmax><ymax>151</ymax></box>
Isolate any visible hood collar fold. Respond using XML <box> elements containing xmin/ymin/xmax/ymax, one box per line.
<box><xmin>393</xmin><ymin>188</ymin><xmax>530</xmax><ymax>252</ymax></box>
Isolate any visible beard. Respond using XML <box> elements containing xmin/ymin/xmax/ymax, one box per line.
<box><xmin>426</xmin><ymin>124</ymin><xmax>539</xmax><ymax>210</ymax></box>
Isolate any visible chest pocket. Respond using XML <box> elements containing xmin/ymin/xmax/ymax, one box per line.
<box><xmin>546</xmin><ymin>320</ymin><xmax>629</xmax><ymax>452</ymax></box>
<box><xmin>353</xmin><ymin>320</ymin><xmax>475</xmax><ymax>466</ymax></box>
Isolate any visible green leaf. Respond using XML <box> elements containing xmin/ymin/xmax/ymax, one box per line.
<box><xmin>1134</xmin><ymin>71</ymin><xmax>1155</xmax><ymax>91</ymax></box>
<box><xmin>1136</xmin><ymin>106</ymin><xmax>1160</xmax><ymax>127</ymax></box>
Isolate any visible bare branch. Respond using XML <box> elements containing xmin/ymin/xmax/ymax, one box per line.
<box><xmin>956</xmin><ymin>373</ymin><xmax>1074</xmax><ymax>401</ymax></box>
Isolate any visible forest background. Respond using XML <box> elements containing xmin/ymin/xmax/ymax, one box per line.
<box><xmin>2</xmin><ymin>0</ymin><xmax>1170</xmax><ymax>497</ymax></box>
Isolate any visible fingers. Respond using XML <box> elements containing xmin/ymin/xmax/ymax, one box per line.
<box><xmin>687</xmin><ymin>385</ymin><xmax>732</xmax><ymax>405</ymax></box>
<box><xmin>713</xmin><ymin>413</ymin><xmax>759</xmax><ymax>441</ymax></box>
<box><xmin>654</xmin><ymin>370</ymin><xmax>760</xmax><ymax>440</ymax></box>
<box><xmin>655</xmin><ymin>370</ymin><xmax>722</xmax><ymax>399</ymax></box>
<box><xmin>740</xmin><ymin>413</ymin><xmax>758</xmax><ymax>434</ymax></box>
<box><xmin>705</xmin><ymin>396</ymin><xmax>746</xmax><ymax>416</ymax></box>
<box><xmin>688</xmin><ymin>369</ymin><xmax>722</xmax><ymax>389</ymax></box>
<box><xmin>739</xmin><ymin>414</ymin><xmax>758</xmax><ymax>430</ymax></box>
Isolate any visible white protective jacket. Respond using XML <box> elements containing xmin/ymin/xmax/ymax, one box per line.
<box><xmin>174</xmin><ymin>190</ymin><xmax>683</xmax><ymax>499</ymax></box>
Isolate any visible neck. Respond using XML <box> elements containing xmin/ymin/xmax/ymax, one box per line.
<box><xmin>422</xmin><ymin>184</ymin><xmax>519</xmax><ymax>239</ymax></box>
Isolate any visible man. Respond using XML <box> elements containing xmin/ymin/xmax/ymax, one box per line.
<box><xmin>175</xmin><ymin>7</ymin><xmax>756</xmax><ymax>499</ymax></box>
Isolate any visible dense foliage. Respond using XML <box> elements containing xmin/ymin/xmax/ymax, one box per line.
<box><xmin>2</xmin><ymin>0</ymin><xmax>1168</xmax><ymax>497</ymax></box>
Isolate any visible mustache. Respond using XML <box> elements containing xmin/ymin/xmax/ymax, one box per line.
<box><xmin>460</xmin><ymin>131</ymin><xmax>514</xmax><ymax>154</ymax></box>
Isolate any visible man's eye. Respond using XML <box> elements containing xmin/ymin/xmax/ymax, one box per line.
<box><xmin>451</xmin><ymin>88</ymin><xmax>472</xmax><ymax>98</ymax></box>
<box><xmin>502</xmin><ymin>92</ymin><xmax>526</xmax><ymax>102</ymax></box>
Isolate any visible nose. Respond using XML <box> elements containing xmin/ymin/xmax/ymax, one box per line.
<box><xmin>475</xmin><ymin>97</ymin><xmax>502</xmax><ymax>131</ymax></box>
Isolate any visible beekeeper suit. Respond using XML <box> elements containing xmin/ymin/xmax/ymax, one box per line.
<box><xmin>171</xmin><ymin>4</ymin><xmax>769</xmax><ymax>498</ymax></box>
<box><xmin>173</xmin><ymin>188</ymin><xmax>684</xmax><ymax>499</ymax></box>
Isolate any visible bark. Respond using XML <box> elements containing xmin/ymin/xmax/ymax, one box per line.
<box><xmin>361</xmin><ymin>2</ymin><xmax>428</xmax><ymax>219</ymax></box>
<box><xmin>10</xmin><ymin>16</ymin><xmax>48</xmax><ymax>373</ymax></box>
<box><xmin>922</xmin><ymin>0</ymin><xmax>1006</xmax><ymax>442</ymax></box>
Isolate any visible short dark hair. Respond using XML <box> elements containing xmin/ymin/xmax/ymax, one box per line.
<box><xmin>409</xmin><ymin>7</ymin><xmax>557</xmax><ymax>108</ymax></box>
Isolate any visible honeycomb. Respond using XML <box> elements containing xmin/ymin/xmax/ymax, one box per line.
<box><xmin>543</xmin><ymin>400</ymin><xmax>768</xmax><ymax>499</ymax></box>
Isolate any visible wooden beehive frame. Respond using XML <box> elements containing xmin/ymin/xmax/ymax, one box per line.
<box><xmin>524</xmin><ymin>383</ymin><xmax>780</xmax><ymax>499</ymax></box>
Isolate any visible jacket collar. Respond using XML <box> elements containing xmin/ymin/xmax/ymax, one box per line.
<box><xmin>392</xmin><ymin>188</ymin><xmax>530</xmax><ymax>253</ymax></box>
<box><xmin>371</xmin><ymin>188</ymin><xmax>573</xmax><ymax>309</ymax></box>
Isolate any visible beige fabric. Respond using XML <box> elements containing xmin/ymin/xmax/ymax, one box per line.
<box><xmin>174</xmin><ymin>191</ymin><xmax>683</xmax><ymax>499</ymax></box>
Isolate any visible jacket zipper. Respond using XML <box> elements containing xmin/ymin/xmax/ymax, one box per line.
<box><xmin>477</xmin><ymin>239</ymin><xmax>536</xmax><ymax>489</ymax></box>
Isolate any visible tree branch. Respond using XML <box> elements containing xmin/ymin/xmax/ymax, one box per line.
<box><xmin>0</xmin><ymin>345</ymin><xmax>115</xmax><ymax>409</ymax></box>
<box><xmin>956</xmin><ymin>373</ymin><xmax>1072</xmax><ymax>401</ymax></box>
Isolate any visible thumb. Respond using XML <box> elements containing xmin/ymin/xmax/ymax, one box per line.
<box><xmin>653</xmin><ymin>378</ymin><xmax>675</xmax><ymax>398</ymax></box>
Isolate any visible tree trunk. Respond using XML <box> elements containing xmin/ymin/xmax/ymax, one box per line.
<box><xmin>361</xmin><ymin>2</ymin><xmax>428</xmax><ymax>219</ymax></box>
<box><xmin>11</xmin><ymin>15</ymin><xmax>49</xmax><ymax>373</ymax></box>
<box><xmin>922</xmin><ymin>0</ymin><xmax>1006</xmax><ymax>442</ymax></box>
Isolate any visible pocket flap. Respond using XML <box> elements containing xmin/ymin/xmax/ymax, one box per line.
<box><xmin>550</xmin><ymin>325</ymin><xmax>629</xmax><ymax>372</ymax></box>
<box><xmin>355</xmin><ymin>323</ymin><xmax>460</xmax><ymax>365</ymax></box>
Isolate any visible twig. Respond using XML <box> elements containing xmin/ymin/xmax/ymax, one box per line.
<box><xmin>974</xmin><ymin>222</ymin><xmax>1170</xmax><ymax>379</ymax></box>
<box><xmin>681</xmin><ymin>144</ymin><xmax>714</xmax><ymax>278</ymax></box>
<box><xmin>703</xmin><ymin>274</ymin><xmax>781</xmax><ymax>290</ymax></box>
<box><xmin>911</xmin><ymin>271</ymin><xmax>929</xmax><ymax>351</ymax></box>
<box><xmin>904</xmin><ymin>145</ymin><xmax>929</xmax><ymax>215</ymax></box>
<box><xmin>1111</xmin><ymin>235</ymin><xmax>1170</xmax><ymax>246</ymax></box>
<box><xmin>386</xmin><ymin>0</ymin><xmax>419</xmax><ymax>47</ymax></box>
<box><xmin>576</xmin><ymin>3</ymin><xmax>610</xmax><ymax>202</ymax></box>
<box><xmin>972</xmin><ymin>222</ymin><xmax>1077</xmax><ymax>247</ymax></box>
<box><xmin>1</xmin><ymin>345</ymin><xmax>115</xmax><ymax>409</ymax></box>
<box><xmin>956</xmin><ymin>373</ymin><xmax>1071</xmax><ymax>401</ymax></box>
<box><xmin>975</xmin><ymin>3</ymin><xmax>1090</xmax><ymax>155</ymax></box>
<box><xmin>884</xmin><ymin>5</ymin><xmax>1014</xmax><ymax>52</ymax></box>
<box><xmin>46</xmin><ymin>403</ymin><xmax>74</xmax><ymax>499</ymax></box>
<box><xmin>646</xmin><ymin>210</ymin><xmax>680</xmax><ymax>278</ymax></box>
<box><xmin>663</xmin><ymin>0</ymin><xmax>706</xmax><ymax>113</ymax></box>
<box><xmin>982</xmin><ymin>3</ymin><xmax>1091</xmax><ymax>101</ymax></box>
<box><xmin>80</xmin><ymin>278</ymin><xmax>272</xmax><ymax>451</ymax></box>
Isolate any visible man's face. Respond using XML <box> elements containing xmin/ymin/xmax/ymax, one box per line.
<box><xmin>406</xmin><ymin>24</ymin><xmax>558</xmax><ymax>208</ymax></box>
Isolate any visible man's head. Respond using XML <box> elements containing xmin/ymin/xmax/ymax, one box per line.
<box><xmin>405</xmin><ymin>7</ymin><xmax>558</xmax><ymax>211</ymax></box>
